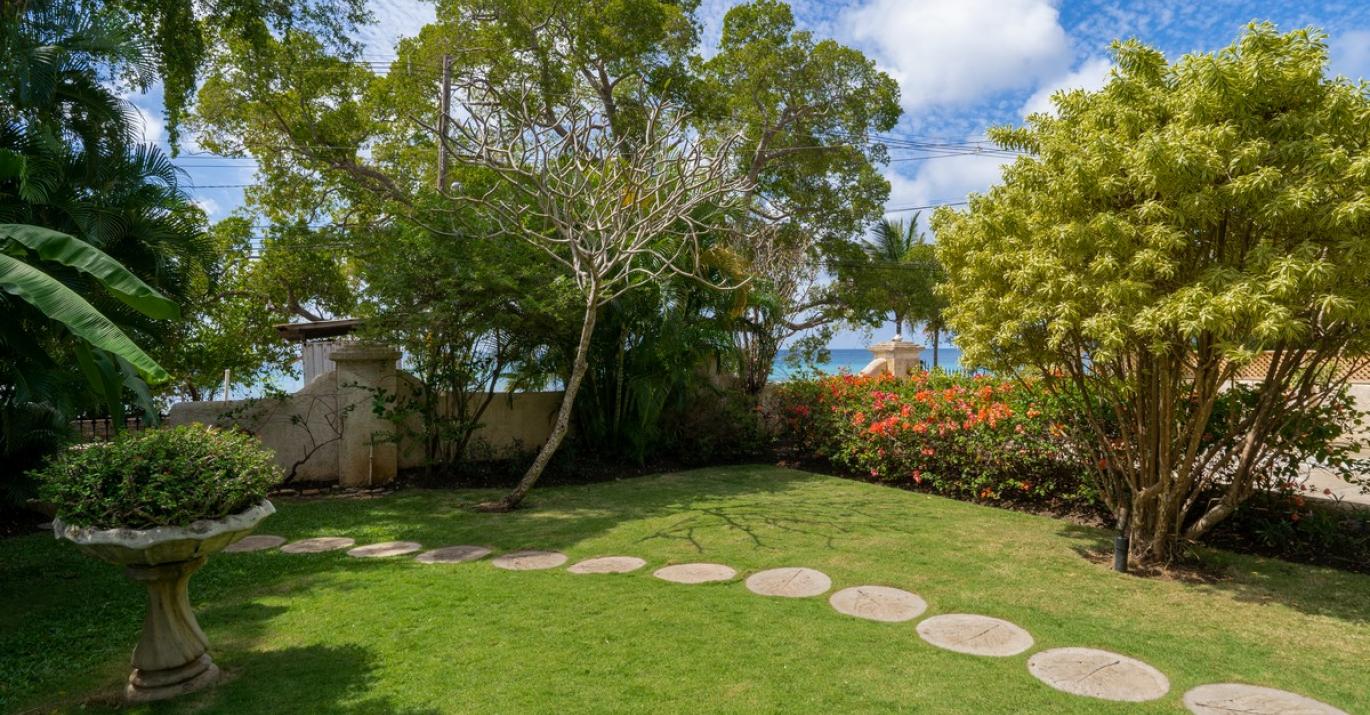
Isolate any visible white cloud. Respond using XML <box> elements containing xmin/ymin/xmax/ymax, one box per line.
<box><xmin>1330</xmin><ymin>29</ymin><xmax>1370</xmax><ymax>82</ymax></box>
<box><xmin>1020</xmin><ymin>56</ymin><xmax>1112</xmax><ymax>117</ymax></box>
<box><xmin>888</xmin><ymin>147</ymin><xmax>1011</xmax><ymax>225</ymax></box>
<box><xmin>132</xmin><ymin>105</ymin><xmax>165</xmax><ymax>145</ymax></box>
<box><xmin>842</xmin><ymin>0</ymin><xmax>1072</xmax><ymax>110</ymax></box>
<box><xmin>358</xmin><ymin>0</ymin><xmax>436</xmax><ymax>55</ymax></box>
<box><xmin>193</xmin><ymin>197</ymin><xmax>222</xmax><ymax>218</ymax></box>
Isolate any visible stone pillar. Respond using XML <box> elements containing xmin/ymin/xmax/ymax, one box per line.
<box><xmin>867</xmin><ymin>337</ymin><xmax>923</xmax><ymax>377</ymax></box>
<box><xmin>331</xmin><ymin>345</ymin><xmax>401</xmax><ymax>487</ymax></box>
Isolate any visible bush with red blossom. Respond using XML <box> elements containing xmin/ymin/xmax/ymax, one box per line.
<box><xmin>772</xmin><ymin>372</ymin><xmax>1094</xmax><ymax>504</ymax></box>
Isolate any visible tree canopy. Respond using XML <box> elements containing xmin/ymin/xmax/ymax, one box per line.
<box><xmin>935</xmin><ymin>24</ymin><xmax>1370</xmax><ymax>563</ymax></box>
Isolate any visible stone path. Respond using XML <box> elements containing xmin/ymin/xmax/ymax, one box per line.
<box><xmin>491</xmin><ymin>550</ymin><xmax>568</xmax><ymax>570</ymax></box>
<box><xmin>348</xmin><ymin>541</ymin><xmax>422</xmax><ymax>558</ymax></box>
<box><xmin>828</xmin><ymin>585</ymin><xmax>926</xmax><ymax>622</ymax></box>
<box><xmin>224</xmin><ymin>535</ymin><xmax>285</xmax><ymax>553</ymax></box>
<box><xmin>652</xmin><ymin>563</ymin><xmax>736</xmax><ymax>584</ymax></box>
<box><xmin>240</xmin><ymin>533</ymin><xmax>1349</xmax><ymax>712</ymax></box>
<box><xmin>916</xmin><ymin>614</ymin><xmax>1033</xmax><ymax>657</ymax></box>
<box><xmin>279</xmin><ymin>536</ymin><xmax>355</xmax><ymax>554</ymax></box>
<box><xmin>416</xmin><ymin>545</ymin><xmax>491</xmax><ymax>564</ymax></box>
<box><xmin>745</xmin><ymin>567</ymin><xmax>831</xmax><ymax>598</ymax></box>
<box><xmin>1028</xmin><ymin>647</ymin><xmax>1170</xmax><ymax>702</ymax></box>
<box><xmin>1183</xmin><ymin>684</ymin><xmax>1349</xmax><ymax>715</ymax></box>
<box><xmin>568</xmin><ymin>556</ymin><xmax>646</xmax><ymax>574</ymax></box>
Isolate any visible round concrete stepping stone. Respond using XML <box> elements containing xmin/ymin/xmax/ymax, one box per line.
<box><xmin>1184</xmin><ymin>684</ymin><xmax>1348</xmax><ymax>715</ymax></box>
<box><xmin>347</xmin><ymin>541</ymin><xmax>422</xmax><ymax>558</ymax></box>
<box><xmin>280</xmin><ymin>536</ymin><xmax>355</xmax><ymax>554</ymax></box>
<box><xmin>491</xmin><ymin>550</ymin><xmax>568</xmax><ymax>570</ymax></box>
<box><xmin>829</xmin><ymin>585</ymin><xmax>927</xmax><ymax>622</ymax></box>
<box><xmin>1027</xmin><ymin>647</ymin><xmax>1169</xmax><ymax>702</ymax></box>
<box><xmin>653</xmin><ymin>563</ymin><xmax>736</xmax><ymax>584</ymax></box>
<box><xmin>415</xmin><ymin>545</ymin><xmax>492</xmax><ymax>564</ymax></box>
<box><xmin>745</xmin><ymin>567</ymin><xmax>832</xmax><ymax>598</ymax></box>
<box><xmin>224</xmin><ymin>535</ymin><xmax>286</xmax><ymax>553</ymax></box>
<box><xmin>568</xmin><ymin>556</ymin><xmax>646</xmax><ymax>574</ymax></box>
<box><xmin>916</xmin><ymin>614</ymin><xmax>1033</xmax><ymax>656</ymax></box>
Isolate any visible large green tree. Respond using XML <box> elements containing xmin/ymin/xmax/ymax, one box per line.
<box><xmin>935</xmin><ymin>24</ymin><xmax>1370</xmax><ymax>565</ymax></box>
<box><xmin>191</xmin><ymin>0</ymin><xmax>901</xmax><ymax>507</ymax></box>
<box><xmin>703</xmin><ymin>0</ymin><xmax>899</xmax><ymax>393</ymax></box>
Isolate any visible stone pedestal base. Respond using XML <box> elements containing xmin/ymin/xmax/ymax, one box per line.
<box><xmin>866</xmin><ymin>338</ymin><xmax>923</xmax><ymax>377</ymax></box>
<box><xmin>123</xmin><ymin>557</ymin><xmax>219</xmax><ymax>702</ymax></box>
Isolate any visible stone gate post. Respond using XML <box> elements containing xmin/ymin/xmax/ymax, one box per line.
<box><xmin>330</xmin><ymin>345</ymin><xmax>401</xmax><ymax>487</ymax></box>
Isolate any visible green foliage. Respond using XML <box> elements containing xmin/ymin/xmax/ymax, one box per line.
<box><xmin>105</xmin><ymin>0</ymin><xmax>368</xmax><ymax>147</ymax></box>
<box><xmin>0</xmin><ymin>225</ymin><xmax>174</xmax><ymax>382</ymax></box>
<box><xmin>566</xmin><ymin>281</ymin><xmax>735</xmax><ymax>463</ymax></box>
<box><xmin>833</xmin><ymin>213</ymin><xmax>946</xmax><ymax>343</ymax></box>
<box><xmin>773</xmin><ymin>372</ymin><xmax>1093</xmax><ymax>504</ymax></box>
<box><xmin>33</xmin><ymin>424</ymin><xmax>281</xmax><ymax>529</ymax></box>
<box><xmin>354</xmin><ymin>216</ymin><xmax>564</xmax><ymax>476</ymax></box>
<box><xmin>154</xmin><ymin>216</ymin><xmax>354</xmax><ymax>400</ymax></box>
<box><xmin>934</xmin><ymin>24</ymin><xmax>1370</xmax><ymax>562</ymax></box>
<box><xmin>1</xmin><ymin>1</ymin><xmax>211</xmax><ymax>500</ymax></box>
<box><xmin>701</xmin><ymin>0</ymin><xmax>900</xmax><ymax>244</ymax></box>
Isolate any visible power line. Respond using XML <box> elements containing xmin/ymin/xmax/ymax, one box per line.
<box><xmin>886</xmin><ymin>201</ymin><xmax>968</xmax><ymax>213</ymax></box>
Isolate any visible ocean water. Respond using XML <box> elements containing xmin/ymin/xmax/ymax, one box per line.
<box><xmin>770</xmin><ymin>347</ymin><xmax>963</xmax><ymax>382</ymax></box>
<box><xmin>225</xmin><ymin>345</ymin><xmax>963</xmax><ymax>400</ymax></box>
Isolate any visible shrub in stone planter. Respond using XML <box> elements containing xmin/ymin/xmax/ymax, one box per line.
<box><xmin>33</xmin><ymin>425</ymin><xmax>281</xmax><ymax>702</ymax></box>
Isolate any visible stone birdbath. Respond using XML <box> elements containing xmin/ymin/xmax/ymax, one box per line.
<box><xmin>53</xmin><ymin>500</ymin><xmax>275</xmax><ymax>703</ymax></box>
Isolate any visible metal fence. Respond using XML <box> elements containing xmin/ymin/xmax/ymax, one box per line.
<box><xmin>70</xmin><ymin>416</ymin><xmax>159</xmax><ymax>442</ymax></box>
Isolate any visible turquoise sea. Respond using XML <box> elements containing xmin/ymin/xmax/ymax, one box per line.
<box><xmin>770</xmin><ymin>347</ymin><xmax>964</xmax><ymax>382</ymax></box>
<box><xmin>230</xmin><ymin>345</ymin><xmax>964</xmax><ymax>400</ymax></box>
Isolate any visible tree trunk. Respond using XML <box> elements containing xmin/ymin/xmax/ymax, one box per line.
<box><xmin>932</xmin><ymin>327</ymin><xmax>940</xmax><ymax>368</ymax></box>
<box><xmin>745</xmin><ymin>333</ymin><xmax>780</xmax><ymax>396</ymax></box>
<box><xmin>482</xmin><ymin>294</ymin><xmax>599</xmax><ymax>511</ymax></box>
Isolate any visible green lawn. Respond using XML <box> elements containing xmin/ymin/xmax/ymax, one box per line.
<box><xmin>3</xmin><ymin>465</ymin><xmax>1367</xmax><ymax>713</ymax></box>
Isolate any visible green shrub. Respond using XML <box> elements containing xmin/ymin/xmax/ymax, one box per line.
<box><xmin>33</xmin><ymin>425</ymin><xmax>282</xmax><ymax>530</ymax></box>
<box><xmin>772</xmin><ymin>372</ymin><xmax>1094</xmax><ymax>505</ymax></box>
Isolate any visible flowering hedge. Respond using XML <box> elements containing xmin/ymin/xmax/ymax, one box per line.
<box><xmin>772</xmin><ymin>372</ymin><xmax>1094</xmax><ymax>504</ymax></box>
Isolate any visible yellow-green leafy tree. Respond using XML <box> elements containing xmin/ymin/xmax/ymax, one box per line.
<box><xmin>935</xmin><ymin>24</ymin><xmax>1370</xmax><ymax>565</ymax></box>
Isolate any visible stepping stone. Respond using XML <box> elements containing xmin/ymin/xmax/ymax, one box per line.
<box><xmin>280</xmin><ymin>536</ymin><xmax>355</xmax><ymax>554</ymax></box>
<box><xmin>568</xmin><ymin>556</ymin><xmax>646</xmax><ymax>574</ymax></box>
<box><xmin>491</xmin><ymin>550</ymin><xmax>568</xmax><ymax>570</ymax></box>
<box><xmin>1028</xmin><ymin>647</ymin><xmax>1170</xmax><ymax>702</ymax></box>
<box><xmin>829</xmin><ymin>585</ymin><xmax>927</xmax><ymax>622</ymax></box>
<box><xmin>224</xmin><ymin>535</ymin><xmax>286</xmax><ymax>553</ymax></box>
<box><xmin>917</xmin><ymin>614</ymin><xmax>1033</xmax><ymax>656</ymax></box>
<box><xmin>653</xmin><ymin>563</ymin><xmax>736</xmax><ymax>584</ymax></box>
<box><xmin>745</xmin><ymin>567</ymin><xmax>832</xmax><ymax>598</ymax></box>
<box><xmin>1184</xmin><ymin>684</ymin><xmax>1348</xmax><ymax>715</ymax></box>
<box><xmin>348</xmin><ymin>541</ymin><xmax>422</xmax><ymax>558</ymax></box>
<box><xmin>415</xmin><ymin>545</ymin><xmax>492</xmax><ymax>564</ymax></box>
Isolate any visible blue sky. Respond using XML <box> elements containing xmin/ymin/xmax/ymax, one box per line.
<box><xmin>131</xmin><ymin>0</ymin><xmax>1370</xmax><ymax>349</ymax></box>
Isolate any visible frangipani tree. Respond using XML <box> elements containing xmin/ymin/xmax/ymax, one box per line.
<box><xmin>935</xmin><ymin>24</ymin><xmax>1370</xmax><ymax>564</ymax></box>
<box><xmin>442</xmin><ymin>84</ymin><xmax>754</xmax><ymax>509</ymax></box>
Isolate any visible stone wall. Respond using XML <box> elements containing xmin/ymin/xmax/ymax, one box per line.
<box><xmin>167</xmin><ymin>346</ymin><xmax>560</xmax><ymax>485</ymax></box>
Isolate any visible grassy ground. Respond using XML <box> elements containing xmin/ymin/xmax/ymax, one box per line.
<box><xmin>2</xmin><ymin>465</ymin><xmax>1367</xmax><ymax>714</ymax></box>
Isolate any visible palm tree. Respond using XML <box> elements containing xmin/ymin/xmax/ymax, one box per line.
<box><xmin>862</xmin><ymin>215</ymin><xmax>923</xmax><ymax>340</ymax></box>
<box><xmin>2</xmin><ymin>1</ymin><xmax>204</xmax><ymax>486</ymax></box>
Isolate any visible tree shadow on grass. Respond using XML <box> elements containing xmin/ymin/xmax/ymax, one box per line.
<box><xmin>636</xmin><ymin>498</ymin><xmax>922</xmax><ymax>553</ymax></box>
<box><xmin>261</xmin><ymin>465</ymin><xmax>858</xmax><ymax>554</ymax></box>
<box><xmin>1053</xmin><ymin>521</ymin><xmax>1370</xmax><ymax>625</ymax></box>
